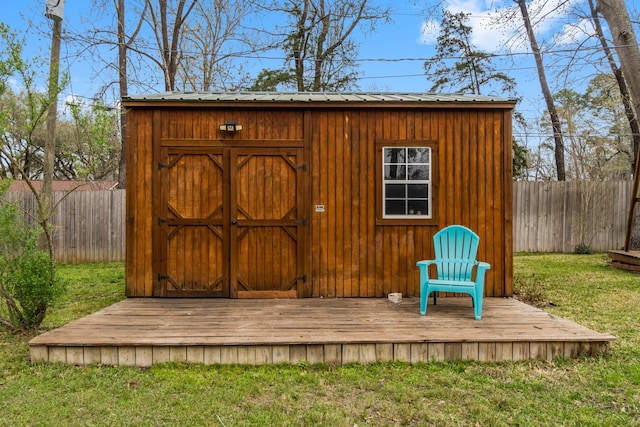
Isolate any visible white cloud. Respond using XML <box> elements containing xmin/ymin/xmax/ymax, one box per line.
<box><xmin>418</xmin><ymin>0</ymin><xmax>590</xmax><ymax>53</ymax></box>
<box><xmin>553</xmin><ymin>18</ymin><xmax>594</xmax><ymax>45</ymax></box>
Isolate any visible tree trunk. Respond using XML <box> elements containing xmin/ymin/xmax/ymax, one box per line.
<box><xmin>516</xmin><ymin>0</ymin><xmax>566</xmax><ymax>181</ymax></box>
<box><xmin>117</xmin><ymin>0</ymin><xmax>127</xmax><ymax>189</ymax></box>
<box><xmin>589</xmin><ymin>0</ymin><xmax>640</xmax><ymax>175</ymax></box>
<box><xmin>597</xmin><ymin>0</ymin><xmax>640</xmax><ymax>250</ymax></box>
<box><xmin>293</xmin><ymin>0</ymin><xmax>310</xmax><ymax>91</ymax></box>
<box><xmin>41</xmin><ymin>17</ymin><xmax>62</xmax><ymax>257</ymax></box>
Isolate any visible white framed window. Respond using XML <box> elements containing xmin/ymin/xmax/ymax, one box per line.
<box><xmin>382</xmin><ymin>146</ymin><xmax>432</xmax><ymax>218</ymax></box>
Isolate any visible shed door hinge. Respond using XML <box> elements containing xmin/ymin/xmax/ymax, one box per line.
<box><xmin>158</xmin><ymin>274</ymin><xmax>169</xmax><ymax>281</ymax></box>
<box><xmin>158</xmin><ymin>162</ymin><xmax>169</xmax><ymax>170</ymax></box>
<box><xmin>295</xmin><ymin>218</ymin><xmax>307</xmax><ymax>226</ymax></box>
<box><xmin>158</xmin><ymin>217</ymin><xmax>168</xmax><ymax>225</ymax></box>
<box><xmin>295</xmin><ymin>274</ymin><xmax>307</xmax><ymax>283</ymax></box>
<box><xmin>295</xmin><ymin>163</ymin><xmax>307</xmax><ymax>172</ymax></box>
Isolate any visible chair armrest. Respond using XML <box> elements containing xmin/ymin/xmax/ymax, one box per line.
<box><xmin>416</xmin><ymin>260</ymin><xmax>437</xmax><ymax>278</ymax></box>
<box><xmin>475</xmin><ymin>261</ymin><xmax>491</xmax><ymax>282</ymax></box>
<box><xmin>477</xmin><ymin>261</ymin><xmax>491</xmax><ymax>271</ymax></box>
<box><xmin>416</xmin><ymin>260</ymin><xmax>437</xmax><ymax>268</ymax></box>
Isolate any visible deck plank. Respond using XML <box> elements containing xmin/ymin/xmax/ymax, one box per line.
<box><xmin>29</xmin><ymin>297</ymin><xmax>615</xmax><ymax>366</ymax></box>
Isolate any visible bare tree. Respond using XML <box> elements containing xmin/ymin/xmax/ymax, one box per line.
<box><xmin>253</xmin><ymin>0</ymin><xmax>391</xmax><ymax>92</ymax></box>
<box><xmin>586</xmin><ymin>0</ymin><xmax>639</xmax><ymax>174</ymax></box>
<box><xmin>116</xmin><ymin>0</ymin><xmax>129</xmax><ymax>188</ymax></box>
<box><xmin>597</xmin><ymin>0</ymin><xmax>640</xmax><ymax>250</ymax></box>
<box><xmin>177</xmin><ymin>0</ymin><xmax>255</xmax><ymax>91</ymax></box>
<box><xmin>144</xmin><ymin>0</ymin><xmax>198</xmax><ymax>91</ymax></box>
<box><xmin>516</xmin><ymin>0</ymin><xmax>566</xmax><ymax>181</ymax></box>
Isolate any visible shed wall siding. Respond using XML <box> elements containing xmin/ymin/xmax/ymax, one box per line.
<box><xmin>125</xmin><ymin>108</ymin><xmax>155</xmax><ymax>297</ymax></box>
<box><xmin>125</xmin><ymin>105</ymin><xmax>512</xmax><ymax>298</ymax></box>
<box><xmin>308</xmin><ymin>108</ymin><xmax>511</xmax><ymax>298</ymax></box>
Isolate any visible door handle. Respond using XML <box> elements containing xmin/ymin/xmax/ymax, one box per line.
<box><xmin>231</xmin><ymin>219</ymin><xmax>238</xmax><ymax>225</ymax></box>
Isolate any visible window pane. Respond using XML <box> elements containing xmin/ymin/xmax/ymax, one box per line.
<box><xmin>385</xmin><ymin>184</ymin><xmax>406</xmax><ymax>198</ymax></box>
<box><xmin>384</xmin><ymin>165</ymin><xmax>406</xmax><ymax>180</ymax></box>
<box><xmin>385</xmin><ymin>200</ymin><xmax>406</xmax><ymax>215</ymax></box>
<box><xmin>381</xmin><ymin>145</ymin><xmax>432</xmax><ymax>219</ymax></box>
<box><xmin>384</xmin><ymin>148</ymin><xmax>405</xmax><ymax>164</ymax></box>
<box><xmin>408</xmin><ymin>147</ymin><xmax>429</xmax><ymax>163</ymax></box>
<box><xmin>407</xmin><ymin>184</ymin><xmax>428</xmax><ymax>198</ymax></box>
<box><xmin>408</xmin><ymin>200</ymin><xmax>429</xmax><ymax>215</ymax></box>
<box><xmin>408</xmin><ymin>165</ymin><xmax>429</xmax><ymax>180</ymax></box>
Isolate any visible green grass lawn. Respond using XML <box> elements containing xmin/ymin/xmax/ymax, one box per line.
<box><xmin>1</xmin><ymin>255</ymin><xmax>639</xmax><ymax>426</ymax></box>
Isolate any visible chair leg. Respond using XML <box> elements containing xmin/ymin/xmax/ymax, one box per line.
<box><xmin>473</xmin><ymin>290</ymin><xmax>483</xmax><ymax>320</ymax></box>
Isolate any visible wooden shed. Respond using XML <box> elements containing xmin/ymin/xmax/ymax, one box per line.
<box><xmin>122</xmin><ymin>92</ymin><xmax>515</xmax><ymax>299</ymax></box>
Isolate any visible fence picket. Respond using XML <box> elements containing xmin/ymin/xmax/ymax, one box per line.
<box><xmin>1</xmin><ymin>181</ymin><xmax>635</xmax><ymax>262</ymax></box>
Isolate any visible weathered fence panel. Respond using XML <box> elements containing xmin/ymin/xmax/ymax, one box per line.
<box><xmin>1</xmin><ymin>182</ymin><xmax>634</xmax><ymax>262</ymax></box>
<box><xmin>4</xmin><ymin>190</ymin><xmax>126</xmax><ymax>263</ymax></box>
<box><xmin>513</xmin><ymin>181</ymin><xmax>631</xmax><ymax>252</ymax></box>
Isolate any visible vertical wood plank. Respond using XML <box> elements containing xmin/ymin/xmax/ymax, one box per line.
<box><xmin>547</xmin><ymin>342</ymin><xmax>564</xmax><ymax>360</ymax></box>
<box><xmin>84</xmin><ymin>347</ymin><xmax>102</xmax><ymax>365</ymax></box>
<box><xmin>496</xmin><ymin>342</ymin><xmax>514</xmax><ymax>361</ymax></box>
<box><xmin>238</xmin><ymin>346</ymin><xmax>257</xmax><ymax>365</ymax></box>
<box><xmin>204</xmin><ymin>346</ymin><xmax>222</xmax><ymax>365</ymax></box>
<box><xmin>342</xmin><ymin>344</ymin><xmax>360</xmax><ymax>364</ymax></box>
<box><xmin>30</xmin><ymin>346</ymin><xmax>49</xmax><ymax>363</ymax></box>
<box><xmin>502</xmin><ymin>110</ymin><xmax>514</xmax><ymax>296</ymax></box>
<box><xmin>563</xmin><ymin>342</ymin><xmax>580</xmax><ymax>358</ymax></box>
<box><xmin>512</xmin><ymin>342</ymin><xmax>530</xmax><ymax>361</ymax></box>
<box><xmin>324</xmin><ymin>345</ymin><xmax>342</xmax><ymax>365</ymax></box>
<box><xmin>220</xmin><ymin>346</ymin><xmax>238</xmax><ymax>364</ymax></box>
<box><xmin>66</xmin><ymin>347</ymin><xmax>84</xmax><ymax>365</ymax></box>
<box><xmin>375</xmin><ymin>344</ymin><xmax>394</xmax><ymax>362</ymax></box>
<box><xmin>255</xmin><ymin>346</ymin><xmax>273</xmax><ymax>365</ymax></box>
<box><xmin>359</xmin><ymin>344</ymin><xmax>377</xmax><ymax>364</ymax></box>
<box><xmin>394</xmin><ymin>343</ymin><xmax>411</xmax><ymax>362</ymax></box>
<box><xmin>444</xmin><ymin>343</ymin><xmax>462</xmax><ymax>361</ymax></box>
<box><xmin>529</xmin><ymin>342</ymin><xmax>547</xmax><ymax>360</ymax></box>
<box><xmin>152</xmin><ymin>347</ymin><xmax>170</xmax><ymax>364</ymax></box>
<box><xmin>306</xmin><ymin>345</ymin><xmax>325</xmax><ymax>365</ymax></box>
<box><xmin>478</xmin><ymin>342</ymin><xmax>496</xmax><ymax>362</ymax></box>
<box><xmin>461</xmin><ymin>342</ymin><xmax>479</xmax><ymax>360</ymax></box>
<box><xmin>136</xmin><ymin>346</ymin><xmax>153</xmax><ymax>367</ymax></box>
<box><xmin>119</xmin><ymin>346</ymin><xmax>136</xmax><ymax>366</ymax></box>
<box><xmin>428</xmin><ymin>343</ymin><xmax>445</xmax><ymax>361</ymax></box>
<box><xmin>273</xmin><ymin>345</ymin><xmax>290</xmax><ymax>364</ymax></box>
<box><xmin>169</xmin><ymin>346</ymin><xmax>187</xmax><ymax>363</ymax></box>
<box><xmin>410</xmin><ymin>343</ymin><xmax>428</xmax><ymax>363</ymax></box>
<box><xmin>101</xmin><ymin>347</ymin><xmax>118</xmax><ymax>365</ymax></box>
<box><xmin>187</xmin><ymin>346</ymin><xmax>205</xmax><ymax>364</ymax></box>
<box><xmin>289</xmin><ymin>345</ymin><xmax>307</xmax><ymax>364</ymax></box>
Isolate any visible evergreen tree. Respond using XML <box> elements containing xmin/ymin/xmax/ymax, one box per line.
<box><xmin>424</xmin><ymin>10</ymin><xmax>516</xmax><ymax>96</ymax></box>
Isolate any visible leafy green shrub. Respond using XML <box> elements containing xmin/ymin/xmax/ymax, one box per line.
<box><xmin>0</xmin><ymin>186</ymin><xmax>64</xmax><ymax>331</ymax></box>
<box><xmin>574</xmin><ymin>243</ymin><xmax>593</xmax><ymax>254</ymax></box>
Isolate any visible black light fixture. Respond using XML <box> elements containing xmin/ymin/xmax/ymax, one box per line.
<box><xmin>220</xmin><ymin>120</ymin><xmax>242</xmax><ymax>132</ymax></box>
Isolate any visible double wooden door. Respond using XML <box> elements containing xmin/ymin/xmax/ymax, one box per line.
<box><xmin>156</xmin><ymin>146</ymin><xmax>306</xmax><ymax>298</ymax></box>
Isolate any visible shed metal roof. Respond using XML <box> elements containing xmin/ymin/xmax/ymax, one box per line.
<box><xmin>122</xmin><ymin>91</ymin><xmax>515</xmax><ymax>104</ymax></box>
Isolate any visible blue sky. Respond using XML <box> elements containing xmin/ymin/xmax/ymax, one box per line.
<box><xmin>3</xmin><ymin>0</ymin><xmax>640</xmax><ymax>130</ymax></box>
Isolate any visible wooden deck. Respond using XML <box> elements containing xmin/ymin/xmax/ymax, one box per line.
<box><xmin>29</xmin><ymin>297</ymin><xmax>615</xmax><ymax>367</ymax></box>
<box><xmin>608</xmin><ymin>250</ymin><xmax>640</xmax><ymax>273</ymax></box>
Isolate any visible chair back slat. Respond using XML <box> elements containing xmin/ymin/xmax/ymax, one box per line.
<box><xmin>433</xmin><ymin>225</ymin><xmax>479</xmax><ymax>281</ymax></box>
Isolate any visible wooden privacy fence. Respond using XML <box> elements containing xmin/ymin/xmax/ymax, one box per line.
<box><xmin>2</xmin><ymin>181</ymin><xmax>634</xmax><ymax>262</ymax></box>
<box><xmin>513</xmin><ymin>180</ymin><xmax>632</xmax><ymax>253</ymax></box>
<box><xmin>4</xmin><ymin>190</ymin><xmax>125</xmax><ymax>263</ymax></box>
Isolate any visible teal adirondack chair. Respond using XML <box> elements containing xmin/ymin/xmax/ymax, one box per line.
<box><xmin>416</xmin><ymin>225</ymin><xmax>490</xmax><ymax>320</ymax></box>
